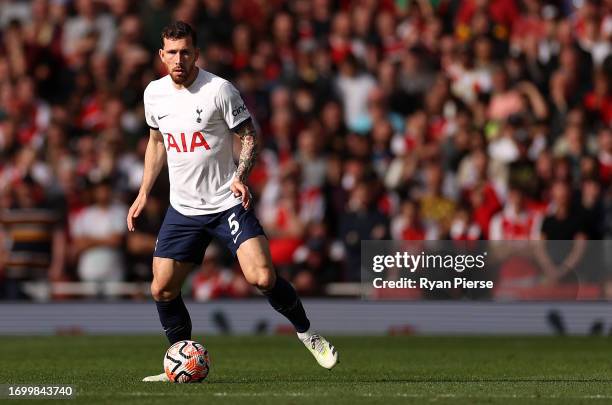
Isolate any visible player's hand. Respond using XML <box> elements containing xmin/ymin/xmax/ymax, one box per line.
<box><xmin>127</xmin><ymin>192</ymin><xmax>147</xmax><ymax>232</ymax></box>
<box><xmin>230</xmin><ymin>180</ymin><xmax>251</xmax><ymax>209</ymax></box>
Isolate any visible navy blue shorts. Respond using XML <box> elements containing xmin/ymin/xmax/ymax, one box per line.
<box><xmin>154</xmin><ymin>203</ymin><xmax>266</xmax><ymax>264</ymax></box>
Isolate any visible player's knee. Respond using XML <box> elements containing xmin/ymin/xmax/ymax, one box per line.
<box><xmin>247</xmin><ymin>267</ymin><xmax>276</xmax><ymax>290</ymax></box>
<box><xmin>150</xmin><ymin>282</ymin><xmax>179</xmax><ymax>302</ymax></box>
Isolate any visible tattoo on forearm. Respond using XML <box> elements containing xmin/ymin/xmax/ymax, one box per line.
<box><xmin>236</xmin><ymin>122</ymin><xmax>258</xmax><ymax>183</ymax></box>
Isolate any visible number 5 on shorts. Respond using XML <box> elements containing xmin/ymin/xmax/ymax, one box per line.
<box><xmin>228</xmin><ymin>213</ymin><xmax>240</xmax><ymax>235</ymax></box>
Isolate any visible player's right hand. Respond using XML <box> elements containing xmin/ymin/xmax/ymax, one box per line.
<box><xmin>230</xmin><ymin>180</ymin><xmax>251</xmax><ymax>210</ymax></box>
<box><xmin>127</xmin><ymin>193</ymin><xmax>147</xmax><ymax>232</ymax></box>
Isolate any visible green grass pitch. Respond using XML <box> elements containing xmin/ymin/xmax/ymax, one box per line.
<box><xmin>1</xmin><ymin>335</ymin><xmax>612</xmax><ymax>404</ymax></box>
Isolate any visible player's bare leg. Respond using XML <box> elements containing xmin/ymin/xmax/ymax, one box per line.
<box><xmin>237</xmin><ymin>235</ymin><xmax>339</xmax><ymax>369</ymax></box>
<box><xmin>143</xmin><ymin>258</ymin><xmax>193</xmax><ymax>382</ymax></box>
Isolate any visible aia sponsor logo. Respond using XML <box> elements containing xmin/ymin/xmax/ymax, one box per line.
<box><xmin>165</xmin><ymin>132</ymin><xmax>210</xmax><ymax>152</ymax></box>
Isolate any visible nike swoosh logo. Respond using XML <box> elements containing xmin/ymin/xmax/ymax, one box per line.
<box><xmin>157</xmin><ymin>114</ymin><xmax>169</xmax><ymax>120</ymax></box>
<box><xmin>233</xmin><ymin>231</ymin><xmax>243</xmax><ymax>244</ymax></box>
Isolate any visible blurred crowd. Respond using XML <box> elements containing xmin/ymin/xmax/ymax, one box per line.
<box><xmin>0</xmin><ymin>0</ymin><xmax>611</xmax><ymax>300</ymax></box>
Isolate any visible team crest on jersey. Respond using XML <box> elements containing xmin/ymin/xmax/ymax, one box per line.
<box><xmin>195</xmin><ymin>108</ymin><xmax>203</xmax><ymax>123</ymax></box>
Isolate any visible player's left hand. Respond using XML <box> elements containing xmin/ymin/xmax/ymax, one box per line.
<box><xmin>230</xmin><ymin>180</ymin><xmax>251</xmax><ymax>209</ymax></box>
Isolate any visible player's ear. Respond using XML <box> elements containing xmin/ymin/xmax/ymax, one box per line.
<box><xmin>158</xmin><ymin>48</ymin><xmax>164</xmax><ymax>62</ymax></box>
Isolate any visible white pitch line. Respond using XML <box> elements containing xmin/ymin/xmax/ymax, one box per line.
<box><xmin>214</xmin><ymin>392</ymin><xmax>316</xmax><ymax>397</ymax></box>
<box><xmin>116</xmin><ymin>392</ymin><xmax>612</xmax><ymax>399</ymax></box>
<box><xmin>364</xmin><ymin>393</ymin><xmax>612</xmax><ymax>399</ymax></box>
<box><xmin>117</xmin><ymin>392</ymin><xmax>326</xmax><ymax>397</ymax></box>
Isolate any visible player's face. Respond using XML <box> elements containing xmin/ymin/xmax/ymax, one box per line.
<box><xmin>160</xmin><ymin>37</ymin><xmax>199</xmax><ymax>85</ymax></box>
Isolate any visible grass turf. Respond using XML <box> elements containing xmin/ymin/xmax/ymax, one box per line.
<box><xmin>0</xmin><ymin>335</ymin><xmax>611</xmax><ymax>404</ymax></box>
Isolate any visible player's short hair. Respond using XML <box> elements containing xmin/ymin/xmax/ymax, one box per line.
<box><xmin>161</xmin><ymin>21</ymin><xmax>197</xmax><ymax>48</ymax></box>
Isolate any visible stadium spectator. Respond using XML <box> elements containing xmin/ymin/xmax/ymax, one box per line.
<box><xmin>334</xmin><ymin>54</ymin><xmax>376</xmax><ymax>130</ymax></box>
<box><xmin>536</xmin><ymin>181</ymin><xmax>588</xmax><ymax>285</ymax></box>
<box><xmin>261</xmin><ymin>168</ymin><xmax>306</xmax><ymax>268</ymax></box>
<box><xmin>579</xmin><ymin>178</ymin><xmax>605</xmax><ymax>239</ymax></box>
<box><xmin>339</xmin><ymin>181</ymin><xmax>389</xmax><ymax>281</ymax></box>
<box><xmin>597</xmin><ymin>127</ymin><xmax>612</xmax><ymax>185</ymax></box>
<box><xmin>418</xmin><ymin>161</ymin><xmax>456</xmax><ymax>237</ymax></box>
<box><xmin>391</xmin><ymin>199</ymin><xmax>427</xmax><ymax>241</ymax></box>
<box><xmin>540</xmin><ymin>181</ymin><xmax>586</xmax><ymax>240</ymax></box>
<box><xmin>71</xmin><ymin>178</ymin><xmax>127</xmax><ymax>282</ymax></box>
<box><xmin>126</xmin><ymin>191</ymin><xmax>165</xmax><ymax>282</ymax></box>
<box><xmin>190</xmin><ymin>244</ymin><xmax>250</xmax><ymax>301</ymax></box>
<box><xmin>489</xmin><ymin>186</ymin><xmax>541</xmax><ymax>240</ymax></box>
<box><xmin>295</xmin><ymin>127</ymin><xmax>327</xmax><ymax>189</ymax></box>
<box><xmin>458</xmin><ymin>148</ymin><xmax>502</xmax><ymax>239</ymax></box>
<box><xmin>62</xmin><ymin>0</ymin><xmax>117</xmax><ymax>65</ymax></box>
<box><xmin>0</xmin><ymin>176</ymin><xmax>65</xmax><ymax>299</ymax></box>
<box><xmin>449</xmin><ymin>205</ymin><xmax>482</xmax><ymax>241</ymax></box>
<box><xmin>291</xmin><ymin>223</ymin><xmax>338</xmax><ymax>295</ymax></box>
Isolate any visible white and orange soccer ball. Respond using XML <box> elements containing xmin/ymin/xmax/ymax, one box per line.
<box><xmin>163</xmin><ymin>340</ymin><xmax>210</xmax><ymax>383</ymax></box>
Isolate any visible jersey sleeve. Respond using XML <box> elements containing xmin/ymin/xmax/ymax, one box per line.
<box><xmin>216</xmin><ymin>82</ymin><xmax>251</xmax><ymax>131</ymax></box>
<box><xmin>143</xmin><ymin>86</ymin><xmax>159</xmax><ymax>130</ymax></box>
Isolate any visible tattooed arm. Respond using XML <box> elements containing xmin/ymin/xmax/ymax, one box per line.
<box><xmin>235</xmin><ymin>119</ymin><xmax>259</xmax><ymax>182</ymax></box>
<box><xmin>231</xmin><ymin>119</ymin><xmax>258</xmax><ymax>209</ymax></box>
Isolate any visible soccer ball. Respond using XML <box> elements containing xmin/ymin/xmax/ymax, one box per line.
<box><xmin>164</xmin><ymin>340</ymin><xmax>210</xmax><ymax>383</ymax></box>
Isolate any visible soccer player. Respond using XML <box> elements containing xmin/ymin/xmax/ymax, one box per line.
<box><xmin>127</xmin><ymin>21</ymin><xmax>338</xmax><ymax>381</ymax></box>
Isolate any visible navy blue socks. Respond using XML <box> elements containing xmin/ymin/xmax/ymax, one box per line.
<box><xmin>155</xmin><ymin>278</ymin><xmax>310</xmax><ymax>340</ymax></box>
<box><xmin>262</xmin><ymin>277</ymin><xmax>311</xmax><ymax>333</ymax></box>
<box><xmin>155</xmin><ymin>295</ymin><xmax>192</xmax><ymax>344</ymax></box>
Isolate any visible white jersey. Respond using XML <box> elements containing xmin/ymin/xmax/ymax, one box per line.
<box><xmin>143</xmin><ymin>68</ymin><xmax>251</xmax><ymax>216</ymax></box>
